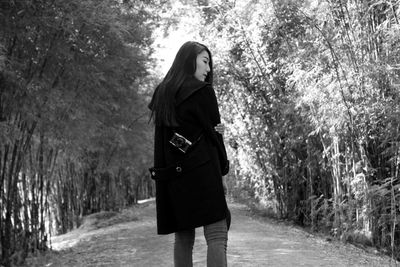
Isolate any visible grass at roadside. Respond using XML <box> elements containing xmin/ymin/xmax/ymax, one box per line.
<box><xmin>232</xmin><ymin>196</ymin><xmax>397</xmax><ymax>263</ymax></box>
<box><xmin>22</xmin><ymin>200</ymin><xmax>153</xmax><ymax>267</ymax></box>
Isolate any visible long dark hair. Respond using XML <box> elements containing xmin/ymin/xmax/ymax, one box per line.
<box><xmin>149</xmin><ymin>41</ymin><xmax>213</xmax><ymax>126</ymax></box>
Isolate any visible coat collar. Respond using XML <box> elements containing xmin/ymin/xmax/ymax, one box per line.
<box><xmin>175</xmin><ymin>77</ymin><xmax>210</xmax><ymax>106</ymax></box>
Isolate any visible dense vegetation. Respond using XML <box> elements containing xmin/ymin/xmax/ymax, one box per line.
<box><xmin>0</xmin><ymin>0</ymin><xmax>157</xmax><ymax>265</ymax></box>
<box><xmin>2</xmin><ymin>0</ymin><xmax>400</xmax><ymax>265</ymax></box>
<box><xmin>198</xmin><ymin>0</ymin><xmax>400</xmax><ymax>260</ymax></box>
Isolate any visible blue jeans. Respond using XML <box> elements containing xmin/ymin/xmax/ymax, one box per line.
<box><xmin>174</xmin><ymin>219</ymin><xmax>228</xmax><ymax>267</ymax></box>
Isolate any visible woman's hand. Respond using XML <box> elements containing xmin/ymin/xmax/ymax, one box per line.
<box><xmin>214</xmin><ymin>123</ymin><xmax>225</xmax><ymax>135</ymax></box>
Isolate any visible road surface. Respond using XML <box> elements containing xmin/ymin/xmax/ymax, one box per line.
<box><xmin>25</xmin><ymin>201</ymin><xmax>395</xmax><ymax>266</ymax></box>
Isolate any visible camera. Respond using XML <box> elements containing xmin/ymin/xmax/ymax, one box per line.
<box><xmin>169</xmin><ymin>132</ymin><xmax>192</xmax><ymax>153</ymax></box>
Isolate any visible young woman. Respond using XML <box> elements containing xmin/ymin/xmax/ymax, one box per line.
<box><xmin>149</xmin><ymin>41</ymin><xmax>230</xmax><ymax>267</ymax></box>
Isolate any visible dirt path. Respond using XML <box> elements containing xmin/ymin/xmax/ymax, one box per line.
<box><xmin>27</xmin><ymin>201</ymin><xmax>396</xmax><ymax>266</ymax></box>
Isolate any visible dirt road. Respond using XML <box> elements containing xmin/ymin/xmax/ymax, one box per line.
<box><xmin>27</xmin><ymin>201</ymin><xmax>395</xmax><ymax>266</ymax></box>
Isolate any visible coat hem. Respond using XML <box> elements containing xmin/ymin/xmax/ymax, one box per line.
<box><xmin>156</xmin><ymin>214</ymin><xmax>228</xmax><ymax>235</ymax></box>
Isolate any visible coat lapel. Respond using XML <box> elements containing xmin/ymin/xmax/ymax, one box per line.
<box><xmin>175</xmin><ymin>78</ymin><xmax>209</xmax><ymax>106</ymax></box>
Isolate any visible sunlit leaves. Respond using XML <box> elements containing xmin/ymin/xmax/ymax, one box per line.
<box><xmin>183</xmin><ymin>1</ymin><xmax>400</xmax><ymax>250</ymax></box>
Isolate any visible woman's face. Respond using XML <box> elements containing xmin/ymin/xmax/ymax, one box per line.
<box><xmin>194</xmin><ymin>50</ymin><xmax>211</xmax><ymax>82</ymax></box>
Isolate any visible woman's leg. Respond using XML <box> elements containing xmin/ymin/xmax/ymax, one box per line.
<box><xmin>174</xmin><ymin>229</ymin><xmax>195</xmax><ymax>267</ymax></box>
<box><xmin>204</xmin><ymin>219</ymin><xmax>228</xmax><ymax>267</ymax></box>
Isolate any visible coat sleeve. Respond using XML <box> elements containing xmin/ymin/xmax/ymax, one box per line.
<box><xmin>195</xmin><ymin>85</ymin><xmax>229</xmax><ymax>176</ymax></box>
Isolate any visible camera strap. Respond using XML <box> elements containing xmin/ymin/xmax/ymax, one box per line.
<box><xmin>183</xmin><ymin>132</ymin><xmax>204</xmax><ymax>154</ymax></box>
<box><xmin>190</xmin><ymin>132</ymin><xmax>204</xmax><ymax>147</ymax></box>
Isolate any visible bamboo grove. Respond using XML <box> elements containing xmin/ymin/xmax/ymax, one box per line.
<box><xmin>0</xmin><ymin>1</ymin><xmax>157</xmax><ymax>265</ymax></box>
<box><xmin>193</xmin><ymin>0</ymin><xmax>400</xmax><ymax>259</ymax></box>
<box><xmin>2</xmin><ymin>0</ymin><xmax>400</xmax><ymax>265</ymax></box>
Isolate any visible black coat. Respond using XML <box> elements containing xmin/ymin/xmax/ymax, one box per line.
<box><xmin>151</xmin><ymin>77</ymin><xmax>229</xmax><ymax>235</ymax></box>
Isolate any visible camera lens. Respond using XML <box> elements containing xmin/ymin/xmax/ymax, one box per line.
<box><xmin>176</xmin><ymin>137</ymin><xmax>184</xmax><ymax>147</ymax></box>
